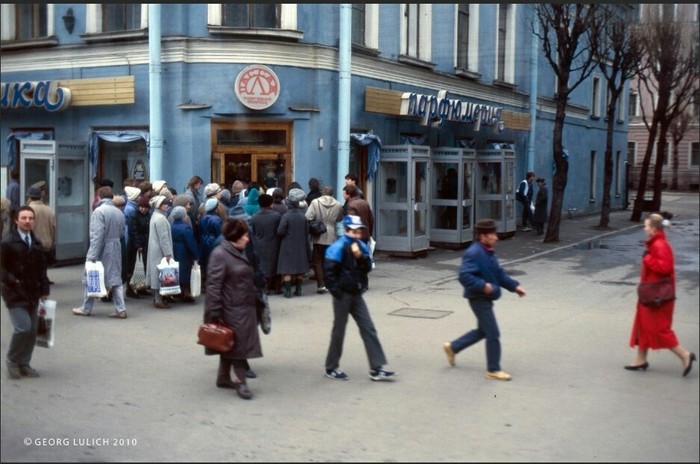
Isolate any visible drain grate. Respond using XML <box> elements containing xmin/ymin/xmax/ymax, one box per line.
<box><xmin>389</xmin><ymin>308</ymin><xmax>453</xmax><ymax>319</ymax></box>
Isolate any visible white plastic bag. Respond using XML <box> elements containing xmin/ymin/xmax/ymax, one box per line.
<box><xmin>157</xmin><ymin>257</ymin><xmax>181</xmax><ymax>295</ymax></box>
<box><xmin>86</xmin><ymin>261</ymin><xmax>108</xmax><ymax>298</ymax></box>
<box><xmin>130</xmin><ymin>251</ymin><xmax>147</xmax><ymax>290</ymax></box>
<box><xmin>36</xmin><ymin>299</ymin><xmax>56</xmax><ymax>348</ymax></box>
<box><xmin>368</xmin><ymin>236</ymin><xmax>377</xmax><ymax>269</ymax></box>
<box><xmin>190</xmin><ymin>262</ymin><xmax>201</xmax><ymax>298</ymax></box>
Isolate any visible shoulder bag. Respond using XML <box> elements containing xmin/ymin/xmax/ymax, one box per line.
<box><xmin>308</xmin><ymin>201</ymin><xmax>327</xmax><ymax>237</ymax></box>
<box><xmin>637</xmin><ymin>276</ymin><xmax>675</xmax><ymax>308</ymax></box>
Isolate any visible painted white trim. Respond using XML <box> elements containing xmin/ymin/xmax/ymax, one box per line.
<box><xmin>140</xmin><ymin>4</ymin><xmax>149</xmax><ymax>29</ymax></box>
<box><xmin>47</xmin><ymin>4</ymin><xmax>55</xmax><ymax>37</ymax></box>
<box><xmin>419</xmin><ymin>4</ymin><xmax>431</xmax><ymax>62</ymax></box>
<box><xmin>1</xmin><ymin>4</ymin><xmax>15</xmax><ymax>41</ymax></box>
<box><xmin>207</xmin><ymin>4</ymin><xmax>221</xmax><ymax>25</ymax></box>
<box><xmin>280</xmin><ymin>4</ymin><xmax>297</xmax><ymax>30</ymax></box>
<box><xmin>86</xmin><ymin>4</ymin><xmax>100</xmax><ymax>34</ymax></box>
<box><xmin>365</xmin><ymin>4</ymin><xmax>379</xmax><ymax>50</ymax></box>
<box><xmin>504</xmin><ymin>4</ymin><xmax>515</xmax><ymax>83</ymax></box>
<box><xmin>469</xmin><ymin>5</ymin><xmax>479</xmax><ymax>72</ymax></box>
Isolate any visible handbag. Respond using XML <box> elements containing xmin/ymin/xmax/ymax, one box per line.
<box><xmin>130</xmin><ymin>251</ymin><xmax>147</xmax><ymax>290</ymax></box>
<box><xmin>637</xmin><ymin>276</ymin><xmax>676</xmax><ymax>308</ymax></box>
<box><xmin>36</xmin><ymin>299</ymin><xmax>57</xmax><ymax>349</ymax></box>
<box><xmin>197</xmin><ymin>321</ymin><xmax>234</xmax><ymax>352</ymax></box>
<box><xmin>256</xmin><ymin>293</ymin><xmax>272</xmax><ymax>335</ymax></box>
<box><xmin>190</xmin><ymin>262</ymin><xmax>201</xmax><ymax>298</ymax></box>
<box><xmin>308</xmin><ymin>201</ymin><xmax>327</xmax><ymax>237</ymax></box>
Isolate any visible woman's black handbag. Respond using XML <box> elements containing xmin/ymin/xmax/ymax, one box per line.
<box><xmin>309</xmin><ymin>219</ymin><xmax>327</xmax><ymax>237</ymax></box>
<box><xmin>637</xmin><ymin>277</ymin><xmax>675</xmax><ymax>308</ymax></box>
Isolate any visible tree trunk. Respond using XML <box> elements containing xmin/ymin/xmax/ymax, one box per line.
<box><xmin>544</xmin><ymin>93</ymin><xmax>569</xmax><ymax>242</ymax></box>
<box><xmin>630</xmin><ymin>118</ymin><xmax>659</xmax><ymax>222</ymax></box>
<box><xmin>671</xmin><ymin>140</ymin><xmax>680</xmax><ymax>191</ymax></box>
<box><xmin>651</xmin><ymin>124</ymin><xmax>669</xmax><ymax>211</ymax></box>
<box><xmin>598</xmin><ymin>97</ymin><xmax>618</xmax><ymax>228</ymax></box>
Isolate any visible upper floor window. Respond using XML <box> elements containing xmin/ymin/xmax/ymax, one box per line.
<box><xmin>456</xmin><ymin>4</ymin><xmax>479</xmax><ymax>74</ymax></box>
<box><xmin>352</xmin><ymin>4</ymin><xmax>366</xmax><ymax>46</ymax></box>
<box><xmin>1</xmin><ymin>4</ymin><xmax>55</xmax><ymax>44</ymax></box>
<box><xmin>690</xmin><ymin>142</ymin><xmax>700</xmax><ymax>167</ymax></box>
<box><xmin>495</xmin><ymin>3</ymin><xmax>515</xmax><ymax>84</ymax></box>
<box><xmin>591</xmin><ymin>76</ymin><xmax>602</xmax><ymax>118</ymax></box>
<box><xmin>103</xmin><ymin>4</ymin><xmax>142</xmax><ymax>32</ymax></box>
<box><xmin>401</xmin><ymin>4</ymin><xmax>432</xmax><ymax>63</ymax></box>
<box><xmin>223</xmin><ymin>4</ymin><xmax>279</xmax><ymax>28</ymax></box>
<box><xmin>628</xmin><ymin>92</ymin><xmax>639</xmax><ymax>117</ymax></box>
<box><xmin>207</xmin><ymin>4</ymin><xmax>299</xmax><ymax>40</ymax></box>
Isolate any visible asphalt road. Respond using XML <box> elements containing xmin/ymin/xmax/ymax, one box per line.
<box><xmin>1</xmin><ymin>193</ymin><xmax>698</xmax><ymax>462</ymax></box>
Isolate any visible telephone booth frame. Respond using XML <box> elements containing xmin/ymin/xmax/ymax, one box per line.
<box><xmin>474</xmin><ymin>149</ymin><xmax>517</xmax><ymax>235</ymax></box>
<box><xmin>375</xmin><ymin>145</ymin><xmax>431</xmax><ymax>256</ymax></box>
<box><xmin>430</xmin><ymin>147</ymin><xmax>476</xmax><ymax>248</ymax></box>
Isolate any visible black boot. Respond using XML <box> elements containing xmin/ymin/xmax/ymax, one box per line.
<box><xmin>294</xmin><ymin>279</ymin><xmax>303</xmax><ymax>296</ymax></box>
<box><xmin>283</xmin><ymin>281</ymin><xmax>292</xmax><ymax>298</ymax></box>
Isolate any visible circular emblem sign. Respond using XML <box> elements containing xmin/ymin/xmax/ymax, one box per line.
<box><xmin>235</xmin><ymin>65</ymin><xmax>280</xmax><ymax>110</ymax></box>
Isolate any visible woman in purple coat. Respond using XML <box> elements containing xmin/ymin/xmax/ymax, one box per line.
<box><xmin>204</xmin><ymin>218</ymin><xmax>263</xmax><ymax>400</ymax></box>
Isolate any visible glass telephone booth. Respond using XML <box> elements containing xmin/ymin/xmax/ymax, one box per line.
<box><xmin>375</xmin><ymin>145</ymin><xmax>431</xmax><ymax>256</ymax></box>
<box><xmin>430</xmin><ymin>148</ymin><xmax>476</xmax><ymax>248</ymax></box>
<box><xmin>475</xmin><ymin>149</ymin><xmax>516</xmax><ymax>235</ymax></box>
<box><xmin>19</xmin><ymin>140</ymin><xmax>90</xmax><ymax>262</ymax></box>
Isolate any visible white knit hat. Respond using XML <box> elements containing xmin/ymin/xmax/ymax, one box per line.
<box><xmin>124</xmin><ymin>186</ymin><xmax>140</xmax><ymax>201</ymax></box>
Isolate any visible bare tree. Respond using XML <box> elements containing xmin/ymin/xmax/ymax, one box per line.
<box><xmin>630</xmin><ymin>8</ymin><xmax>699</xmax><ymax>221</ymax></box>
<box><xmin>669</xmin><ymin>111</ymin><xmax>692</xmax><ymax>191</ymax></box>
<box><xmin>594</xmin><ymin>6</ymin><xmax>643</xmax><ymax>228</ymax></box>
<box><xmin>533</xmin><ymin>4</ymin><xmax>602</xmax><ymax>241</ymax></box>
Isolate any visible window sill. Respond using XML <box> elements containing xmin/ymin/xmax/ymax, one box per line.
<box><xmin>455</xmin><ymin>69</ymin><xmax>481</xmax><ymax>80</ymax></box>
<box><xmin>351</xmin><ymin>43</ymin><xmax>380</xmax><ymax>58</ymax></box>
<box><xmin>208</xmin><ymin>26</ymin><xmax>303</xmax><ymax>42</ymax></box>
<box><xmin>492</xmin><ymin>79</ymin><xmax>517</xmax><ymax>90</ymax></box>
<box><xmin>590</xmin><ymin>115</ymin><xmax>601</xmax><ymax>121</ymax></box>
<box><xmin>80</xmin><ymin>30</ymin><xmax>149</xmax><ymax>43</ymax></box>
<box><xmin>398</xmin><ymin>55</ymin><xmax>435</xmax><ymax>71</ymax></box>
<box><xmin>1</xmin><ymin>37</ymin><xmax>58</xmax><ymax>51</ymax></box>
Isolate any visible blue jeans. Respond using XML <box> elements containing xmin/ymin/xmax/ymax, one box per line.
<box><xmin>451</xmin><ymin>298</ymin><xmax>501</xmax><ymax>372</ymax></box>
<box><xmin>7</xmin><ymin>305</ymin><xmax>38</xmax><ymax>367</ymax></box>
<box><xmin>325</xmin><ymin>292</ymin><xmax>387</xmax><ymax>371</ymax></box>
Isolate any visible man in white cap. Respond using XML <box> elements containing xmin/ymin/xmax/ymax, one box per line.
<box><xmin>322</xmin><ymin>215</ymin><xmax>397</xmax><ymax>382</ymax></box>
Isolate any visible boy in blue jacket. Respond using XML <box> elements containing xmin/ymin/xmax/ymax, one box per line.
<box><xmin>443</xmin><ymin>219</ymin><xmax>526</xmax><ymax>381</ymax></box>
<box><xmin>323</xmin><ymin>215</ymin><xmax>396</xmax><ymax>382</ymax></box>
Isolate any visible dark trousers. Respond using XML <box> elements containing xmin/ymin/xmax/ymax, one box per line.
<box><xmin>519</xmin><ymin>199</ymin><xmax>533</xmax><ymax>228</ymax></box>
<box><xmin>451</xmin><ymin>298</ymin><xmax>501</xmax><ymax>372</ymax></box>
<box><xmin>325</xmin><ymin>292</ymin><xmax>387</xmax><ymax>371</ymax></box>
<box><xmin>7</xmin><ymin>305</ymin><xmax>38</xmax><ymax>367</ymax></box>
<box><xmin>311</xmin><ymin>243</ymin><xmax>329</xmax><ymax>288</ymax></box>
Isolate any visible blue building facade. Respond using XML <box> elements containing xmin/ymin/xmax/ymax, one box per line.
<box><xmin>1</xmin><ymin>4</ymin><xmax>632</xmax><ymax>255</ymax></box>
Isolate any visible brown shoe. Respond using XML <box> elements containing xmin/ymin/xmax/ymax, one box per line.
<box><xmin>216</xmin><ymin>378</ymin><xmax>240</xmax><ymax>390</ymax></box>
<box><xmin>443</xmin><ymin>342</ymin><xmax>456</xmax><ymax>367</ymax></box>
<box><xmin>7</xmin><ymin>363</ymin><xmax>21</xmax><ymax>379</ymax></box>
<box><xmin>153</xmin><ymin>300</ymin><xmax>170</xmax><ymax>309</ymax></box>
<box><xmin>20</xmin><ymin>365</ymin><xmax>39</xmax><ymax>378</ymax></box>
<box><xmin>108</xmin><ymin>311</ymin><xmax>127</xmax><ymax>319</ymax></box>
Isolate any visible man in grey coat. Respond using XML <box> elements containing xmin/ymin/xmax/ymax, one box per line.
<box><xmin>72</xmin><ymin>186</ymin><xmax>128</xmax><ymax>318</ymax></box>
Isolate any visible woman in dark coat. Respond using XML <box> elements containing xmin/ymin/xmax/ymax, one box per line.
<box><xmin>171</xmin><ymin>206</ymin><xmax>200</xmax><ymax>303</ymax></box>
<box><xmin>251</xmin><ymin>194</ymin><xmax>282</xmax><ymax>294</ymax></box>
<box><xmin>126</xmin><ymin>195</ymin><xmax>152</xmax><ymax>297</ymax></box>
<box><xmin>625</xmin><ymin>213</ymin><xmax>696</xmax><ymax>376</ymax></box>
<box><xmin>199</xmin><ymin>198</ymin><xmax>223</xmax><ymax>288</ymax></box>
<box><xmin>204</xmin><ymin>218</ymin><xmax>263</xmax><ymax>400</ymax></box>
<box><xmin>276</xmin><ymin>188</ymin><xmax>310</xmax><ymax>298</ymax></box>
<box><xmin>532</xmin><ymin>178</ymin><xmax>548</xmax><ymax>235</ymax></box>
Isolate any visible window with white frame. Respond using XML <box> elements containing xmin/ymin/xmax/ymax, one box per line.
<box><xmin>85</xmin><ymin>4</ymin><xmax>148</xmax><ymax>34</ymax></box>
<box><xmin>0</xmin><ymin>4</ymin><xmax>54</xmax><ymax>41</ymax></box>
<box><xmin>401</xmin><ymin>4</ymin><xmax>432</xmax><ymax>62</ymax></box>
<box><xmin>690</xmin><ymin>142</ymin><xmax>699</xmax><ymax>167</ymax></box>
<box><xmin>207</xmin><ymin>4</ymin><xmax>298</xmax><ymax>35</ymax></box>
<box><xmin>352</xmin><ymin>4</ymin><xmax>379</xmax><ymax>49</ymax></box>
<box><xmin>628</xmin><ymin>92</ymin><xmax>639</xmax><ymax>117</ymax></box>
<box><xmin>589</xmin><ymin>150</ymin><xmax>597</xmax><ymax>201</ymax></box>
<box><xmin>591</xmin><ymin>76</ymin><xmax>602</xmax><ymax>118</ymax></box>
<box><xmin>628</xmin><ymin>141</ymin><xmax>637</xmax><ymax>164</ymax></box>
<box><xmin>456</xmin><ymin>4</ymin><xmax>479</xmax><ymax>73</ymax></box>
<box><xmin>496</xmin><ymin>3</ymin><xmax>515</xmax><ymax>83</ymax></box>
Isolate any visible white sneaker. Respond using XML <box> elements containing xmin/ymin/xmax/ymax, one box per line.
<box><xmin>72</xmin><ymin>307</ymin><xmax>91</xmax><ymax>316</ymax></box>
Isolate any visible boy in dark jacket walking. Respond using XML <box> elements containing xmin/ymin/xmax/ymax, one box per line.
<box><xmin>323</xmin><ymin>215</ymin><xmax>396</xmax><ymax>382</ymax></box>
<box><xmin>443</xmin><ymin>219</ymin><xmax>526</xmax><ymax>381</ymax></box>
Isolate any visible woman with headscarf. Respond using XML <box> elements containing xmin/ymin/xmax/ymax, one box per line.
<box><xmin>171</xmin><ymin>206</ymin><xmax>200</xmax><ymax>303</ymax></box>
<box><xmin>244</xmin><ymin>187</ymin><xmax>260</xmax><ymax>217</ymax></box>
<box><xmin>204</xmin><ymin>218</ymin><xmax>263</xmax><ymax>400</ymax></box>
<box><xmin>276</xmin><ymin>188</ymin><xmax>310</xmax><ymax>297</ymax></box>
<box><xmin>147</xmin><ymin>195</ymin><xmax>174</xmax><ymax>309</ymax></box>
<box><xmin>199</xmin><ymin>198</ymin><xmax>223</xmax><ymax>289</ymax></box>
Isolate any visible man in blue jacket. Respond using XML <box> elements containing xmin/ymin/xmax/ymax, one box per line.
<box><xmin>443</xmin><ymin>219</ymin><xmax>526</xmax><ymax>381</ymax></box>
<box><xmin>323</xmin><ymin>215</ymin><xmax>396</xmax><ymax>382</ymax></box>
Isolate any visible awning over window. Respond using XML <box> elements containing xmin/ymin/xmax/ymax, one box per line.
<box><xmin>88</xmin><ymin>130</ymin><xmax>149</xmax><ymax>181</ymax></box>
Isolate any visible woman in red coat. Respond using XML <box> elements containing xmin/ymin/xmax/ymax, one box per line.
<box><xmin>626</xmin><ymin>213</ymin><xmax>696</xmax><ymax>376</ymax></box>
